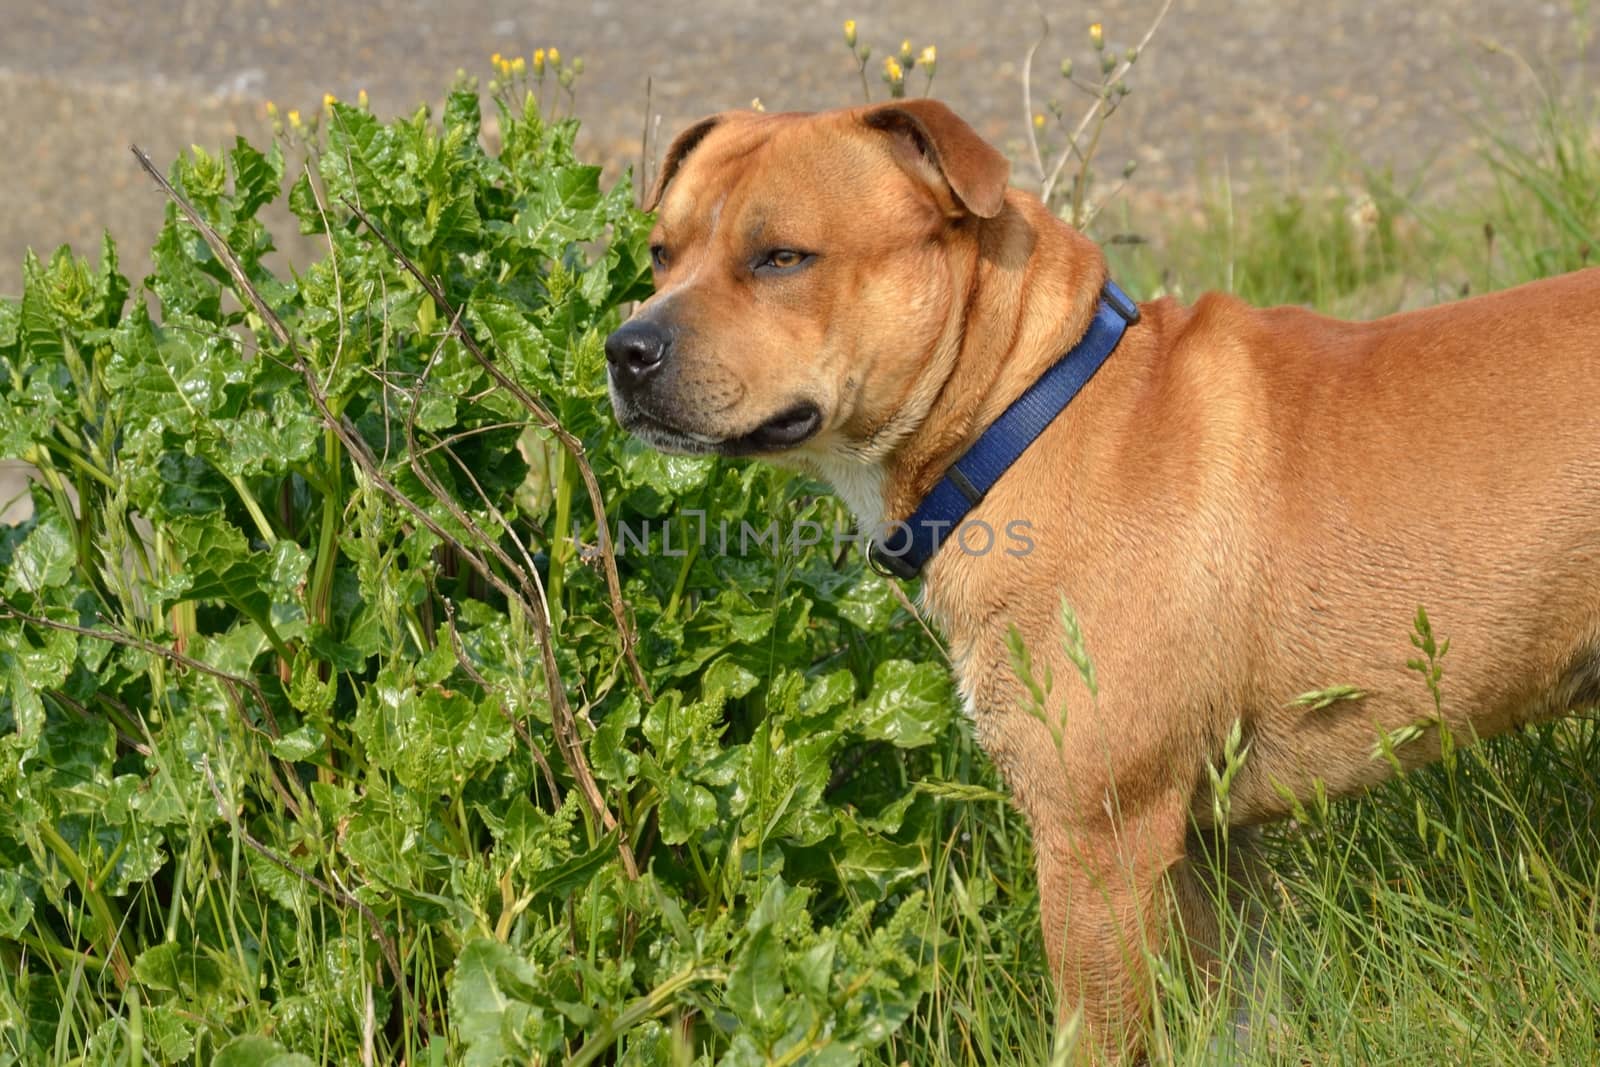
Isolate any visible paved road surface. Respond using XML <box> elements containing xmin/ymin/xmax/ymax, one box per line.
<box><xmin>2</xmin><ymin>0</ymin><xmax>1593</xmax><ymax>298</ymax></box>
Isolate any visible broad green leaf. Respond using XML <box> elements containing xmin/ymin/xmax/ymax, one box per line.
<box><xmin>230</xmin><ymin>137</ymin><xmax>285</xmax><ymax>218</ymax></box>
<box><xmin>132</xmin><ymin>942</ymin><xmax>226</xmax><ymax>1000</ymax></box>
<box><xmin>702</xmin><ymin>655</ymin><xmax>759</xmax><ymax>702</ymax></box>
<box><xmin>0</xmin><ymin>869</ymin><xmax>34</xmax><ymax>939</ymax></box>
<box><xmin>658</xmin><ymin>778</ymin><xmax>718</xmax><ymax>846</ymax></box>
<box><xmin>3</xmin><ymin>510</ymin><xmax>74</xmax><ymax>594</ymax></box>
<box><xmin>855</xmin><ymin>660</ymin><xmax>953</xmax><ymax>748</ymax></box>
<box><xmin>143</xmin><ymin>1005</ymin><xmax>197</xmax><ymax>1062</ymax></box>
<box><xmin>353</xmin><ymin>668</ymin><xmax>513</xmax><ymax>792</ymax></box>
<box><xmin>164</xmin><ymin>517</ymin><xmax>275</xmax><ymax>622</ymax></box>
<box><xmin>451</xmin><ymin>938</ymin><xmax>537</xmax><ymax>1067</ymax></box>
<box><xmin>213</xmin><ymin>1035</ymin><xmax>317</xmax><ymax>1067</ymax></box>
<box><xmin>726</xmin><ymin>924</ymin><xmax>784</xmax><ymax>1029</ymax></box>
<box><xmin>616</xmin><ymin>437</ymin><xmax>713</xmax><ymax>499</ymax></box>
<box><xmin>592</xmin><ymin>696</ymin><xmax>641</xmax><ymax>783</ymax></box>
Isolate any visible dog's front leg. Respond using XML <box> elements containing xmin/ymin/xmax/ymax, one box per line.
<box><xmin>1032</xmin><ymin>785</ymin><xmax>1193</xmax><ymax>1064</ymax></box>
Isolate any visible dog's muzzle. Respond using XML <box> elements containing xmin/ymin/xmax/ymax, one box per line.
<box><xmin>603</xmin><ymin>317</ymin><xmax>823</xmax><ymax>455</ymax></box>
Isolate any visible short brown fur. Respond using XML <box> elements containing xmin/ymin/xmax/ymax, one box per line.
<box><xmin>607</xmin><ymin>100</ymin><xmax>1600</xmax><ymax>1062</ymax></box>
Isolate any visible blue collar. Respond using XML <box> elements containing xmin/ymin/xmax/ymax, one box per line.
<box><xmin>868</xmin><ymin>279</ymin><xmax>1140</xmax><ymax>580</ymax></box>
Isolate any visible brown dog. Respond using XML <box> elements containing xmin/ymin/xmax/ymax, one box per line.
<box><xmin>604</xmin><ymin>99</ymin><xmax>1600</xmax><ymax>1060</ymax></box>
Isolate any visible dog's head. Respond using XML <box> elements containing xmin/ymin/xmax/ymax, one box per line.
<box><xmin>605</xmin><ymin>100</ymin><xmax>1010</xmax><ymax>462</ymax></box>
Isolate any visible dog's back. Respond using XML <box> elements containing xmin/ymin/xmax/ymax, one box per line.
<box><xmin>1160</xmin><ymin>267</ymin><xmax>1600</xmax><ymax>821</ymax></box>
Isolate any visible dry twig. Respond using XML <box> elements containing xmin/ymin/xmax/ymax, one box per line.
<box><xmin>0</xmin><ymin>599</ymin><xmax>281</xmax><ymax>739</ymax></box>
<box><xmin>200</xmin><ymin>756</ymin><xmax>410</xmax><ymax>1025</ymax></box>
<box><xmin>130</xmin><ymin>143</ymin><xmax>640</xmax><ymax>880</ymax></box>
<box><xmin>341</xmin><ymin>198</ymin><xmax>653</xmax><ymax>705</ymax></box>
<box><xmin>1022</xmin><ymin>0</ymin><xmax>1175</xmax><ymax>210</ymax></box>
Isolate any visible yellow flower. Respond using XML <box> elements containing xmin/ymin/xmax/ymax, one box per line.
<box><xmin>287</xmin><ymin>109</ymin><xmax>302</xmax><ymax>128</ymax></box>
<box><xmin>323</xmin><ymin>92</ymin><xmax>336</xmax><ymax>110</ymax></box>
<box><xmin>751</xmin><ymin>97</ymin><xmax>766</xmax><ymax>112</ymax></box>
<box><xmin>899</xmin><ymin>38</ymin><xmax>913</xmax><ymax>61</ymax></box>
<box><xmin>548</xmin><ymin>46</ymin><xmax>561</xmax><ymax>67</ymax></box>
<box><xmin>1033</xmin><ymin>112</ymin><xmax>1046</xmax><ymax>129</ymax></box>
<box><xmin>511</xmin><ymin>56</ymin><xmax>526</xmax><ymax>74</ymax></box>
<box><xmin>491</xmin><ymin>51</ymin><xmax>503</xmax><ymax>68</ymax></box>
<box><xmin>883</xmin><ymin>56</ymin><xmax>904</xmax><ymax>83</ymax></box>
<box><xmin>843</xmin><ymin>19</ymin><xmax>857</xmax><ymax>47</ymax></box>
<box><xmin>265</xmin><ymin>100</ymin><xmax>278</xmax><ymax>117</ymax></box>
<box><xmin>533</xmin><ymin>48</ymin><xmax>545</xmax><ymax>74</ymax></box>
<box><xmin>919</xmin><ymin>45</ymin><xmax>936</xmax><ymax>65</ymax></box>
<box><xmin>1089</xmin><ymin>22</ymin><xmax>1104</xmax><ymax>49</ymax></box>
<box><xmin>358</xmin><ymin>88</ymin><xmax>369</xmax><ymax>109</ymax></box>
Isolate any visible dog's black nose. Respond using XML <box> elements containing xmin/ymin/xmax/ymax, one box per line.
<box><xmin>605</xmin><ymin>320</ymin><xmax>668</xmax><ymax>389</ymax></box>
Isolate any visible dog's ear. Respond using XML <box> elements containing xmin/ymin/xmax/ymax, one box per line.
<box><xmin>644</xmin><ymin>114</ymin><xmax>727</xmax><ymax>213</ymax></box>
<box><xmin>861</xmin><ymin>99</ymin><xmax>1011</xmax><ymax>219</ymax></box>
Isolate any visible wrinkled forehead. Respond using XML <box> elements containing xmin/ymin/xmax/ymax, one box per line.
<box><xmin>654</xmin><ymin>112</ymin><xmax>913</xmax><ymax>244</ymax></box>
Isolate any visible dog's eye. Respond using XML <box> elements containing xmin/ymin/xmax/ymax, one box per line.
<box><xmin>759</xmin><ymin>249</ymin><xmax>812</xmax><ymax>272</ymax></box>
<box><xmin>650</xmin><ymin>245</ymin><xmax>668</xmax><ymax>270</ymax></box>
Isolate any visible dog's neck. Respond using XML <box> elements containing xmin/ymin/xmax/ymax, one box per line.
<box><xmin>803</xmin><ymin>453</ymin><xmax>889</xmax><ymax>534</ymax></box>
<box><xmin>792</xmin><ymin>196</ymin><xmax>1109</xmax><ymax>541</ymax></box>
<box><xmin>876</xmin><ymin>197</ymin><xmax>1109</xmax><ymax>529</ymax></box>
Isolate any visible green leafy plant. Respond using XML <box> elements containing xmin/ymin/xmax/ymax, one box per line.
<box><xmin>0</xmin><ymin>74</ymin><xmax>988</xmax><ymax>1065</ymax></box>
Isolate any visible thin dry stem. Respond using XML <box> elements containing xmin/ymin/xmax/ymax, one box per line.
<box><xmin>130</xmin><ymin>143</ymin><xmax>640</xmax><ymax>881</ymax></box>
<box><xmin>442</xmin><ymin>597</ymin><xmax>563</xmax><ymax>803</ymax></box>
<box><xmin>1038</xmin><ymin>0</ymin><xmax>1174</xmax><ymax>207</ymax></box>
<box><xmin>342</xmin><ymin>198</ymin><xmax>654</xmax><ymax>705</ymax></box>
<box><xmin>201</xmin><ymin>756</ymin><xmax>410</xmax><ymax>1024</ymax></box>
<box><xmin>638</xmin><ymin>76</ymin><xmax>654</xmax><ymax>209</ymax></box>
<box><xmin>0</xmin><ymin>598</ymin><xmax>281</xmax><ymax>739</ymax></box>
<box><xmin>1020</xmin><ymin>10</ymin><xmax>1050</xmax><ymax>185</ymax></box>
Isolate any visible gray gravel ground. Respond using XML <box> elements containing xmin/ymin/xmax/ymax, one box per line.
<box><xmin>0</xmin><ymin>1</ymin><xmax>1594</xmax><ymax>517</ymax></box>
<box><xmin>2</xmin><ymin>0</ymin><xmax>1595</xmax><ymax>301</ymax></box>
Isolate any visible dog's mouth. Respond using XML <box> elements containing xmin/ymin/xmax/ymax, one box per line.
<box><xmin>721</xmin><ymin>403</ymin><xmax>823</xmax><ymax>454</ymax></box>
<box><xmin>615</xmin><ymin>399</ymin><xmax>823</xmax><ymax>457</ymax></box>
